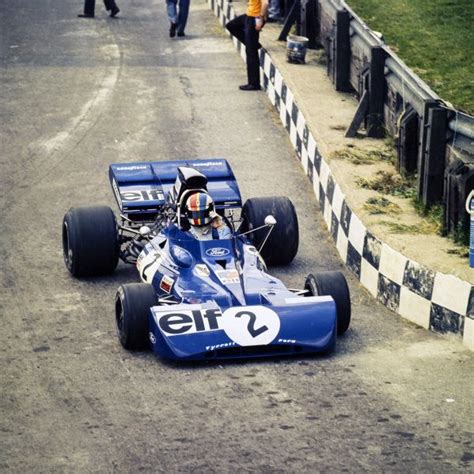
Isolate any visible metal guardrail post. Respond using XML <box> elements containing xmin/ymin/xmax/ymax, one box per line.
<box><xmin>300</xmin><ymin>0</ymin><xmax>318</xmax><ymax>49</ymax></box>
<box><xmin>416</xmin><ymin>100</ymin><xmax>437</xmax><ymax>200</ymax></box>
<box><xmin>444</xmin><ymin>158</ymin><xmax>474</xmax><ymax>245</ymax></box>
<box><xmin>367</xmin><ymin>46</ymin><xmax>386</xmax><ymax>138</ymax></box>
<box><xmin>335</xmin><ymin>9</ymin><xmax>351</xmax><ymax>92</ymax></box>
<box><xmin>397</xmin><ymin>106</ymin><xmax>419</xmax><ymax>177</ymax></box>
<box><xmin>422</xmin><ymin>106</ymin><xmax>448</xmax><ymax>205</ymax></box>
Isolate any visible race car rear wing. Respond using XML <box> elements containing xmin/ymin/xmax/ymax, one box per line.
<box><xmin>109</xmin><ymin>159</ymin><xmax>242</xmax><ymax>219</ymax></box>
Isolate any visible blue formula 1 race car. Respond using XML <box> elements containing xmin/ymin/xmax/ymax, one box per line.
<box><xmin>62</xmin><ymin>159</ymin><xmax>351</xmax><ymax>360</ymax></box>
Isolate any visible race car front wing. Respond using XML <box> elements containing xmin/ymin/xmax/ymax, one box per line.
<box><xmin>148</xmin><ymin>296</ymin><xmax>337</xmax><ymax>360</ymax></box>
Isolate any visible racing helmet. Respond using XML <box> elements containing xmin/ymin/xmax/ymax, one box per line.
<box><xmin>185</xmin><ymin>192</ymin><xmax>215</xmax><ymax>227</ymax></box>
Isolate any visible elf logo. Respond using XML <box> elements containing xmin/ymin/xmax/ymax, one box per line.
<box><xmin>121</xmin><ymin>189</ymin><xmax>165</xmax><ymax>202</ymax></box>
<box><xmin>158</xmin><ymin>309</ymin><xmax>223</xmax><ymax>335</ymax></box>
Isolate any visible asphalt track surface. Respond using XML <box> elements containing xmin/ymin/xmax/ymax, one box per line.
<box><xmin>1</xmin><ymin>0</ymin><xmax>473</xmax><ymax>472</ymax></box>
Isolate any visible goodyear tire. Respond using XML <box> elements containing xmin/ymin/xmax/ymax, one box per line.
<box><xmin>241</xmin><ymin>196</ymin><xmax>299</xmax><ymax>266</ymax></box>
<box><xmin>62</xmin><ymin>206</ymin><xmax>119</xmax><ymax>277</ymax></box>
<box><xmin>305</xmin><ymin>271</ymin><xmax>351</xmax><ymax>335</ymax></box>
<box><xmin>115</xmin><ymin>283</ymin><xmax>157</xmax><ymax>350</ymax></box>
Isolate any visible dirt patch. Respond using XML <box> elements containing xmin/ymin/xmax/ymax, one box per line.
<box><xmin>364</xmin><ymin>197</ymin><xmax>402</xmax><ymax>215</ymax></box>
<box><xmin>356</xmin><ymin>170</ymin><xmax>416</xmax><ymax>198</ymax></box>
<box><xmin>379</xmin><ymin>220</ymin><xmax>438</xmax><ymax>235</ymax></box>
<box><xmin>330</xmin><ymin>145</ymin><xmax>396</xmax><ymax>166</ymax></box>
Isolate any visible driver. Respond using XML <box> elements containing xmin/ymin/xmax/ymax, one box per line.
<box><xmin>184</xmin><ymin>192</ymin><xmax>231</xmax><ymax>240</ymax></box>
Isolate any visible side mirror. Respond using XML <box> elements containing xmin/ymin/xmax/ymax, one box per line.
<box><xmin>236</xmin><ymin>215</ymin><xmax>276</xmax><ymax>239</ymax></box>
<box><xmin>264</xmin><ymin>215</ymin><xmax>277</xmax><ymax>226</ymax></box>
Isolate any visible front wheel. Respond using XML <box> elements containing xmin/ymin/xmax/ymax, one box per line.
<box><xmin>115</xmin><ymin>283</ymin><xmax>157</xmax><ymax>350</ymax></box>
<box><xmin>305</xmin><ymin>271</ymin><xmax>351</xmax><ymax>335</ymax></box>
<box><xmin>241</xmin><ymin>196</ymin><xmax>299</xmax><ymax>266</ymax></box>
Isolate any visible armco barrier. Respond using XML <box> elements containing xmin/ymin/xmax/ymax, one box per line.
<box><xmin>209</xmin><ymin>0</ymin><xmax>474</xmax><ymax>350</ymax></box>
<box><xmin>286</xmin><ymin>0</ymin><xmax>474</xmax><ymax>239</ymax></box>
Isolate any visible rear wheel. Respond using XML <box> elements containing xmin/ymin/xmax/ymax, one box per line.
<box><xmin>62</xmin><ymin>206</ymin><xmax>119</xmax><ymax>277</ymax></box>
<box><xmin>115</xmin><ymin>283</ymin><xmax>157</xmax><ymax>350</ymax></box>
<box><xmin>241</xmin><ymin>196</ymin><xmax>299</xmax><ymax>266</ymax></box>
<box><xmin>305</xmin><ymin>271</ymin><xmax>351</xmax><ymax>335</ymax></box>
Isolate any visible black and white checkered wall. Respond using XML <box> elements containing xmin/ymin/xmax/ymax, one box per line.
<box><xmin>209</xmin><ymin>0</ymin><xmax>474</xmax><ymax>350</ymax></box>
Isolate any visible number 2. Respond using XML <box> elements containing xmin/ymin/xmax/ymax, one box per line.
<box><xmin>236</xmin><ymin>311</ymin><xmax>268</xmax><ymax>338</ymax></box>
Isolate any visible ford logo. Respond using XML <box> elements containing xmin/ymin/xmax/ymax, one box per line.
<box><xmin>205</xmin><ymin>247</ymin><xmax>230</xmax><ymax>257</ymax></box>
<box><xmin>170</xmin><ymin>245</ymin><xmax>193</xmax><ymax>268</ymax></box>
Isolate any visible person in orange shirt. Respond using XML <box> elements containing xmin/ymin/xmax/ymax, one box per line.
<box><xmin>225</xmin><ymin>0</ymin><xmax>269</xmax><ymax>91</ymax></box>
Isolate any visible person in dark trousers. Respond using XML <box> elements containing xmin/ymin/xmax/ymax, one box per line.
<box><xmin>166</xmin><ymin>0</ymin><xmax>190</xmax><ymax>38</ymax></box>
<box><xmin>225</xmin><ymin>0</ymin><xmax>268</xmax><ymax>90</ymax></box>
<box><xmin>78</xmin><ymin>0</ymin><xmax>120</xmax><ymax>18</ymax></box>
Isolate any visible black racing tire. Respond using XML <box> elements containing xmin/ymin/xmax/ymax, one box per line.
<box><xmin>115</xmin><ymin>283</ymin><xmax>157</xmax><ymax>350</ymax></box>
<box><xmin>62</xmin><ymin>206</ymin><xmax>119</xmax><ymax>277</ymax></box>
<box><xmin>305</xmin><ymin>271</ymin><xmax>351</xmax><ymax>335</ymax></box>
<box><xmin>241</xmin><ymin>196</ymin><xmax>299</xmax><ymax>266</ymax></box>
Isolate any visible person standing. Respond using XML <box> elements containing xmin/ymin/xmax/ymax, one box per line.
<box><xmin>225</xmin><ymin>0</ymin><xmax>268</xmax><ymax>91</ymax></box>
<box><xmin>78</xmin><ymin>0</ymin><xmax>120</xmax><ymax>18</ymax></box>
<box><xmin>166</xmin><ymin>0</ymin><xmax>190</xmax><ymax>38</ymax></box>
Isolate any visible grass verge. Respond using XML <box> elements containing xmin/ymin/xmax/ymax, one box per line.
<box><xmin>347</xmin><ymin>0</ymin><xmax>474</xmax><ymax>114</ymax></box>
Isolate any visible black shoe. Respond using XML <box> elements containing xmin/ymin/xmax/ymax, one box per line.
<box><xmin>177</xmin><ymin>31</ymin><xmax>185</xmax><ymax>37</ymax></box>
<box><xmin>110</xmin><ymin>6</ymin><xmax>120</xmax><ymax>17</ymax></box>
<box><xmin>267</xmin><ymin>16</ymin><xmax>283</xmax><ymax>23</ymax></box>
<box><xmin>78</xmin><ymin>13</ymin><xmax>95</xmax><ymax>18</ymax></box>
<box><xmin>169</xmin><ymin>22</ymin><xmax>177</xmax><ymax>37</ymax></box>
<box><xmin>239</xmin><ymin>84</ymin><xmax>261</xmax><ymax>91</ymax></box>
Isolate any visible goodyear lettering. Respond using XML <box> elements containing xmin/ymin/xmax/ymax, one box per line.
<box><xmin>190</xmin><ymin>161</ymin><xmax>223</xmax><ymax>167</ymax></box>
<box><xmin>116</xmin><ymin>165</ymin><xmax>148</xmax><ymax>171</ymax></box>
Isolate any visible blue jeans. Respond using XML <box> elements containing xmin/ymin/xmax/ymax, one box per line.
<box><xmin>166</xmin><ymin>0</ymin><xmax>190</xmax><ymax>34</ymax></box>
<box><xmin>268</xmin><ymin>0</ymin><xmax>281</xmax><ymax>19</ymax></box>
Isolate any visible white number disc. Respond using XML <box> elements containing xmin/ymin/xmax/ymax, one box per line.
<box><xmin>221</xmin><ymin>306</ymin><xmax>280</xmax><ymax>346</ymax></box>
